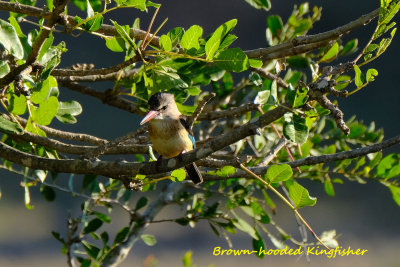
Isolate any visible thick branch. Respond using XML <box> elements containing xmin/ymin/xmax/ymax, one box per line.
<box><xmin>0</xmin><ymin>105</ymin><xmax>289</xmax><ymax>177</ymax></box>
<box><xmin>205</xmin><ymin>135</ymin><xmax>400</xmax><ymax>179</ymax></box>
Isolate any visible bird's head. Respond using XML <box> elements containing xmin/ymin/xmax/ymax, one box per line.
<box><xmin>140</xmin><ymin>92</ymin><xmax>179</xmax><ymax>125</ymax></box>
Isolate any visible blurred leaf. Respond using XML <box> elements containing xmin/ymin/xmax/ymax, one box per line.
<box><xmin>141</xmin><ymin>234</ymin><xmax>157</xmax><ymax>246</ymax></box>
<box><xmin>182</xmin><ymin>250</ymin><xmax>193</xmax><ymax>267</ymax></box>
<box><xmin>171</xmin><ymin>168</ymin><xmax>186</xmax><ymax>182</ymax></box>
<box><xmin>267</xmin><ymin>15</ymin><xmax>283</xmax><ymax>36</ymax></box>
<box><xmin>208</xmin><ymin>166</ymin><xmax>236</xmax><ymax>177</ymax></box>
<box><xmin>83</xmin><ymin>218</ymin><xmax>103</xmax><ymax>234</ymax></box>
<box><xmin>0</xmin><ymin>60</ymin><xmax>10</xmax><ymax>78</ymax></box>
<box><xmin>232</xmin><ymin>212</ymin><xmax>258</xmax><ymax>240</ymax></box>
<box><xmin>114</xmin><ymin>227</ymin><xmax>129</xmax><ymax>244</ymax></box>
<box><xmin>324</xmin><ymin>178</ymin><xmax>335</xmax><ymax>196</ymax></box>
<box><xmin>285</xmin><ymin>179</ymin><xmax>317</xmax><ymax>208</ymax></box>
<box><xmin>387</xmin><ymin>184</ymin><xmax>400</xmax><ymax>206</ymax></box>
<box><xmin>340</xmin><ymin>39</ymin><xmax>358</xmax><ymax>56</ymax></box>
<box><xmin>40</xmin><ymin>185</ymin><xmax>56</xmax><ymax>201</ymax></box>
<box><xmin>286</xmin><ymin>55</ymin><xmax>311</xmax><ymax>68</ymax></box>
<box><xmin>266</xmin><ymin>164</ymin><xmax>293</xmax><ymax>183</ymax></box>
<box><xmin>115</xmin><ymin>0</ymin><xmax>146</xmax><ymax>10</ymax></box>
<box><xmin>135</xmin><ymin>196</ymin><xmax>148</xmax><ymax>211</ymax></box>
<box><xmin>244</xmin><ymin>0</ymin><xmax>271</xmax><ymax>11</ymax></box>
<box><xmin>81</xmin><ymin>240</ymin><xmax>100</xmax><ymax>259</ymax></box>
<box><xmin>252</xmin><ymin>231</ymin><xmax>266</xmax><ymax>258</ymax></box>
<box><xmin>254</xmin><ymin>90</ymin><xmax>271</xmax><ymax>105</ymax></box>
<box><xmin>0</xmin><ymin>116</ymin><xmax>24</xmax><ymax>134</ymax></box>
<box><xmin>168</xmin><ymin>27</ymin><xmax>185</xmax><ymax>47</ymax></box>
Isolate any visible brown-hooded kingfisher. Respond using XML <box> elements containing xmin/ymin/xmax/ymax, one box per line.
<box><xmin>140</xmin><ymin>92</ymin><xmax>203</xmax><ymax>184</ymax></box>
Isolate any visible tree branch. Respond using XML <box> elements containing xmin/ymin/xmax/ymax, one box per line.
<box><xmin>244</xmin><ymin>8</ymin><xmax>379</xmax><ymax>60</ymax></box>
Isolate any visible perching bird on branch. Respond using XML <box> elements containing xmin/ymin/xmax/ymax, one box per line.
<box><xmin>140</xmin><ymin>92</ymin><xmax>203</xmax><ymax>184</ymax></box>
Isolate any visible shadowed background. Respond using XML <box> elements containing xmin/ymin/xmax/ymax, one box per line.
<box><xmin>0</xmin><ymin>0</ymin><xmax>399</xmax><ymax>266</ymax></box>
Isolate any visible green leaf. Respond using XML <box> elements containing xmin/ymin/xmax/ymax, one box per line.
<box><xmin>171</xmin><ymin>168</ymin><xmax>186</xmax><ymax>182</ymax></box>
<box><xmin>379</xmin><ymin>0</ymin><xmax>400</xmax><ymax>25</ymax></box>
<box><xmin>232</xmin><ymin>212</ymin><xmax>258</xmax><ymax>240</ymax></box>
<box><xmin>366</xmin><ymin>68</ymin><xmax>378</xmax><ymax>82</ymax></box>
<box><xmin>186</xmin><ymin>86</ymin><xmax>202</xmax><ymax>96</ymax></box>
<box><xmin>266</xmin><ymin>164</ymin><xmax>293</xmax><ymax>183</ymax></box>
<box><xmin>141</xmin><ymin>234</ymin><xmax>157</xmax><ymax>246</ymax></box>
<box><xmin>31</xmin><ymin>96</ymin><xmax>59</xmax><ymax>126</ymax></box>
<box><xmin>208</xmin><ymin>166</ymin><xmax>236</xmax><ymax>177</ymax></box>
<box><xmin>0</xmin><ymin>60</ymin><xmax>10</xmax><ymax>78</ymax></box>
<box><xmin>111</xmin><ymin>20</ymin><xmax>137</xmax><ymax>50</ymax></box>
<box><xmin>114</xmin><ymin>227</ymin><xmax>129</xmax><ymax>244</ymax></box>
<box><xmin>40</xmin><ymin>185</ymin><xmax>56</xmax><ymax>201</ymax></box>
<box><xmin>218</xmin><ymin>34</ymin><xmax>238</xmax><ymax>51</ymax></box>
<box><xmin>244</xmin><ymin>0</ymin><xmax>271</xmax><ymax>11</ymax></box>
<box><xmin>38</xmin><ymin>33</ymin><xmax>54</xmax><ymax>61</ymax></box>
<box><xmin>283</xmin><ymin>113</ymin><xmax>309</xmax><ymax>144</ymax></box>
<box><xmin>214</xmin><ymin>47</ymin><xmax>248</xmax><ymax>72</ymax></box>
<box><xmin>135</xmin><ymin>196</ymin><xmax>148</xmax><ymax>211</ymax></box>
<box><xmin>252</xmin><ymin>231</ymin><xmax>266</xmax><ymax>258</ymax></box>
<box><xmin>81</xmin><ymin>240</ymin><xmax>100</xmax><ymax>259</ymax></box>
<box><xmin>7</xmin><ymin>92</ymin><xmax>27</xmax><ymax>115</ymax></box>
<box><xmin>105</xmin><ymin>36</ymin><xmax>126</xmax><ymax>52</ymax></box>
<box><xmin>0</xmin><ymin>19</ymin><xmax>24</xmax><ymax>59</ymax></box>
<box><xmin>249</xmin><ymin>58</ymin><xmax>263</xmax><ymax>68</ymax></box>
<box><xmin>84</xmin><ymin>14</ymin><xmax>103</xmax><ymax>32</ymax></box>
<box><xmin>354</xmin><ymin>65</ymin><xmax>365</xmax><ymax>88</ymax></box>
<box><xmin>286</xmin><ymin>55</ymin><xmax>311</xmax><ymax>68</ymax></box>
<box><xmin>340</xmin><ymin>39</ymin><xmax>358</xmax><ymax>56</ymax></box>
<box><xmin>159</xmin><ymin>34</ymin><xmax>172</xmax><ymax>51</ymax></box>
<box><xmin>56</xmin><ymin>100</ymin><xmax>82</xmax><ymax>124</ymax></box>
<box><xmin>83</xmin><ymin>218</ymin><xmax>103</xmax><ymax>234</ymax></box>
<box><xmin>320</xmin><ymin>42</ymin><xmax>339</xmax><ymax>63</ymax></box>
<box><xmin>324</xmin><ymin>178</ymin><xmax>335</xmax><ymax>196</ymax></box>
<box><xmin>93</xmin><ymin>211</ymin><xmax>111</xmax><ymax>223</ymax></box>
<box><xmin>182</xmin><ymin>250</ymin><xmax>193</xmax><ymax>267</ymax></box>
<box><xmin>254</xmin><ymin>90</ymin><xmax>271</xmax><ymax>105</ymax></box>
<box><xmin>285</xmin><ymin>179</ymin><xmax>317</xmax><ymax>208</ymax></box>
<box><xmin>387</xmin><ymin>184</ymin><xmax>400</xmax><ymax>206</ymax></box>
<box><xmin>146</xmin><ymin>1</ymin><xmax>161</xmax><ymax>8</ymax></box>
<box><xmin>151</xmin><ymin>69</ymin><xmax>188</xmax><ymax>90</ymax></box>
<box><xmin>115</xmin><ymin>0</ymin><xmax>146</xmax><ymax>10</ymax></box>
<box><xmin>0</xmin><ymin>116</ymin><xmax>24</xmax><ymax>134</ymax></box>
<box><xmin>205</xmin><ymin>19</ymin><xmax>237</xmax><ymax>60</ymax></box>
<box><xmin>335</xmin><ymin>75</ymin><xmax>351</xmax><ymax>90</ymax></box>
<box><xmin>180</xmin><ymin>25</ymin><xmax>203</xmax><ymax>51</ymax></box>
<box><xmin>267</xmin><ymin>15</ymin><xmax>283</xmax><ymax>36</ymax></box>
<box><xmin>167</xmin><ymin>27</ymin><xmax>184</xmax><ymax>47</ymax></box>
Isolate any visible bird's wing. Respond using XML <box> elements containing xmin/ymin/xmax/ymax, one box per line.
<box><xmin>179</xmin><ymin>116</ymin><xmax>196</xmax><ymax>148</ymax></box>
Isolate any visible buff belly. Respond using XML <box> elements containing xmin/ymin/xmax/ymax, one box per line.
<box><xmin>148</xmin><ymin>119</ymin><xmax>193</xmax><ymax>158</ymax></box>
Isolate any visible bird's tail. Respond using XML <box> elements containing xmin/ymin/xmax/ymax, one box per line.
<box><xmin>185</xmin><ymin>163</ymin><xmax>203</xmax><ymax>184</ymax></box>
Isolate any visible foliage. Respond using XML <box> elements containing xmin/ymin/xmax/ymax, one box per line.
<box><xmin>0</xmin><ymin>0</ymin><xmax>399</xmax><ymax>266</ymax></box>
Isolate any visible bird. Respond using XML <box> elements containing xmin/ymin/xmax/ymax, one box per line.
<box><xmin>140</xmin><ymin>92</ymin><xmax>203</xmax><ymax>184</ymax></box>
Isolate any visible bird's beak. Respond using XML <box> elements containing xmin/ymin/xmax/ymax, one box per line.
<box><xmin>140</xmin><ymin>110</ymin><xmax>159</xmax><ymax>125</ymax></box>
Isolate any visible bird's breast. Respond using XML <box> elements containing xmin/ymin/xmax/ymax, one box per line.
<box><xmin>148</xmin><ymin>119</ymin><xmax>194</xmax><ymax>158</ymax></box>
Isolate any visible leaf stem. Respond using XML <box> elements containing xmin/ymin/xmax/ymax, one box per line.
<box><xmin>238</xmin><ymin>163</ymin><xmax>331</xmax><ymax>250</ymax></box>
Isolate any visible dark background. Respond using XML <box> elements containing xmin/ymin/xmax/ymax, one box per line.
<box><xmin>0</xmin><ymin>0</ymin><xmax>399</xmax><ymax>266</ymax></box>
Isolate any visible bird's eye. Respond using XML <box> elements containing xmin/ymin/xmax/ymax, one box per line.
<box><xmin>161</xmin><ymin>105</ymin><xmax>167</xmax><ymax>110</ymax></box>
